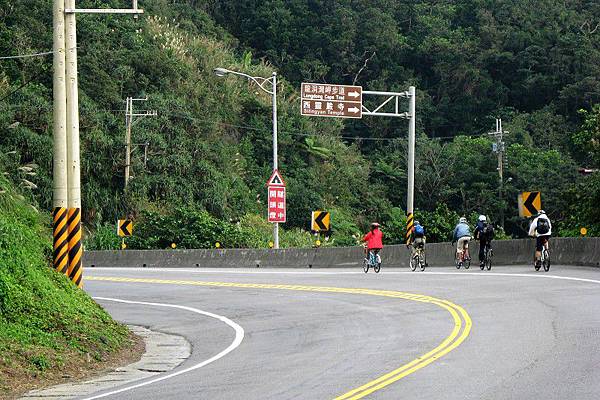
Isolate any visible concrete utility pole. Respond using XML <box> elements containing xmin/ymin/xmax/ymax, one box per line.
<box><xmin>124</xmin><ymin>96</ymin><xmax>156</xmax><ymax>189</ymax></box>
<box><xmin>52</xmin><ymin>0</ymin><xmax>69</xmax><ymax>275</ymax></box>
<box><xmin>489</xmin><ymin>118</ymin><xmax>508</xmax><ymax>229</ymax></box>
<box><xmin>52</xmin><ymin>1</ymin><xmax>143</xmax><ymax>287</ymax></box>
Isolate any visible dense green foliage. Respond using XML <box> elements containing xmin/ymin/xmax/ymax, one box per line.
<box><xmin>0</xmin><ymin>176</ymin><xmax>131</xmax><ymax>394</ymax></box>
<box><xmin>1</xmin><ymin>0</ymin><xmax>598</xmax><ymax>248</ymax></box>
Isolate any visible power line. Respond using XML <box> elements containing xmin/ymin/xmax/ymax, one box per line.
<box><xmin>0</xmin><ymin>46</ymin><xmax>80</xmax><ymax>61</ymax></box>
<box><xmin>0</xmin><ymin>51</ymin><xmax>54</xmax><ymax>60</ymax></box>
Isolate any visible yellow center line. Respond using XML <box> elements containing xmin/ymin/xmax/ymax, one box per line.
<box><xmin>87</xmin><ymin>276</ymin><xmax>471</xmax><ymax>399</ymax></box>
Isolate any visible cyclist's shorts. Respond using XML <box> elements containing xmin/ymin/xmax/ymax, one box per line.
<box><xmin>536</xmin><ymin>235</ymin><xmax>550</xmax><ymax>252</ymax></box>
<box><xmin>413</xmin><ymin>237</ymin><xmax>425</xmax><ymax>248</ymax></box>
<box><xmin>457</xmin><ymin>236</ymin><xmax>469</xmax><ymax>251</ymax></box>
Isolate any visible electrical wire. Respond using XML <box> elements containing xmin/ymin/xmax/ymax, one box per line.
<box><xmin>0</xmin><ymin>51</ymin><xmax>54</xmax><ymax>60</ymax></box>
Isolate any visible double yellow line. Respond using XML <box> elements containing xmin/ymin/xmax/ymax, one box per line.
<box><xmin>87</xmin><ymin>276</ymin><xmax>471</xmax><ymax>399</ymax></box>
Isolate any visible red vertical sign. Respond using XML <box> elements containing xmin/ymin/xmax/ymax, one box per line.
<box><xmin>267</xmin><ymin>170</ymin><xmax>286</xmax><ymax>223</ymax></box>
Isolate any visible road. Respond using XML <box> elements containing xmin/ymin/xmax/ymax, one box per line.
<box><xmin>80</xmin><ymin>265</ymin><xmax>600</xmax><ymax>399</ymax></box>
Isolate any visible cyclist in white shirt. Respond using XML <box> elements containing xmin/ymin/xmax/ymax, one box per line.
<box><xmin>528</xmin><ymin>210</ymin><xmax>552</xmax><ymax>268</ymax></box>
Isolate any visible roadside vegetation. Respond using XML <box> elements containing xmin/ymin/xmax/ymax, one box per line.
<box><xmin>1</xmin><ymin>1</ymin><xmax>598</xmax><ymax>250</ymax></box>
<box><xmin>0</xmin><ymin>176</ymin><xmax>136</xmax><ymax>397</ymax></box>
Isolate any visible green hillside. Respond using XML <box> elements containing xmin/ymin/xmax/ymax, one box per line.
<box><xmin>0</xmin><ymin>176</ymin><xmax>134</xmax><ymax>397</ymax></box>
<box><xmin>1</xmin><ymin>0</ymin><xmax>598</xmax><ymax>247</ymax></box>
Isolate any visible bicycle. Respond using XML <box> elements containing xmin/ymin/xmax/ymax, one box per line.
<box><xmin>454</xmin><ymin>238</ymin><xmax>471</xmax><ymax>269</ymax></box>
<box><xmin>480</xmin><ymin>242</ymin><xmax>492</xmax><ymax>271</ymax></box>
<box><xmin>363</xmin><ymin>248</ymin><xmax>381</xmax><ymax>273</ymax></box>
<box><xmin>534</xmin><ymin>238</ymin><xmax>550</xmax><ymax>272</ymax></box>
<box><xmin>410</xmin><ymin>244</ymin><xmax>426</xmax><ymax>271</ymax></box>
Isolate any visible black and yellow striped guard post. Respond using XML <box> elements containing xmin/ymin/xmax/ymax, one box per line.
<box><xmin>67</xmin><ymin>208</ymin><xmax>83</xmax><ymax>288</ymax></box>
<box><xmin>53</xmin><ymin>207</ymin><xmax>69</xmax><ymax>274</ymax></box>
<box><xmin>405</xmin><ymin>212</ymin><xmax>414</xmax><ymax>245</ymax></box>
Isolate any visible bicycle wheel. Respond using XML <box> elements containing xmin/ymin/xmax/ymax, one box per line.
<box><xmin>464</xmin><ymin>256</ymin><xmax>470</xmax><ymax>269</ymax></box>
<box><xmin>363</xmin><ymin>258</ymin><xmax>369</xmax><ymax>273</ymax></box>
<box><xmin>410</xmin><ymin>255</ymin><xmax>417</xmax><ymax>271</ymax></box>
<box><xmin>374</xmin><ymin>262</ymin><xmax>381</xmax><ymax>273</ymax></box>
<box><xmin>486</xmin><ymin>249</ymin><xmax>492</xmax><ymax>271</ymax></box>
<box><xmin>542</xmin><ymin>250</ymin><xmax>550</xmax><ymax>271</ymax></box>
<box><xmin>419</xmin><ymin>254</ymin><xmax>426</xmax><ymax>271</ymax></box>
<box><xmin>534</xmin><ymin>259</ymin><xmax>541</xmax><ymax>271</ymax></box>
<box><xmin>480</xmin><ymin>259</ymin><xmax>485</xmax><ymax>270</ymax></box>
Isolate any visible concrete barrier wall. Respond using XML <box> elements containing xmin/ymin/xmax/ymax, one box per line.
<box><xmin>85</xmin><ymin>237</ymin><xmax>599</xmax><ymax>269</ymax></box>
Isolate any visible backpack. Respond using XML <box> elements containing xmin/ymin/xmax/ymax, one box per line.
<box><xmin>482</xmin><ymin>224</ymin><xmax>494</xmax><ymax>239</ymax></box>
<box><xmin>537</xmin><ymin>218</ymin><xmax>550</xmax><ymax>235</ymax></box>
<box><xmin>414</xmin><ymin>224</ymin><xmax>425</xmax><ymax>237</ymax></box>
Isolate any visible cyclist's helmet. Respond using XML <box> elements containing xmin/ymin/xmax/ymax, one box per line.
<box><xmin>537</xmin><ymin>210</ymin><xmax>546</xmax><ymax>216</ymax></box>
<box><xmin>414</xmin><ymin>220</ymin><xmax>420</xmax><ymax>225</ymax></box>
<box><xmin>459</xmin><ymin>217</ymin><xmax>467</xmax><ymax>223</ymax></box>
<box><xmin>478</xmin><ymin>215</ymin><xmax>486</xmax><ymax>222</ymax></box>
<box><xmin>371</xmin><ymin>222</ymin><xmax>380</xmax><ymax>228</ymax></box>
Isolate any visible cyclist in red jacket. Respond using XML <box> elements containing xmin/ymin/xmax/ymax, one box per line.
<box><xmin>363</xmin><ymin>222</ymin><xmax>383</xmax><ymax>264</ymax></box>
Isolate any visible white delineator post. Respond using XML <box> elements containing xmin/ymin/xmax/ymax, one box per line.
<box><xmin>271</xmin><ymin>72</ymin><xmax>279</xmax><ymax>249</ymax></box>
<box><xmin>406</xmin><ymin>86</ymin><xmax>416</xmax><ymax>243</ymax></box>
<box><xmin>52</xmin><ymin>0</ymin><xmax>69</xmax><ymax>274</ymax></box>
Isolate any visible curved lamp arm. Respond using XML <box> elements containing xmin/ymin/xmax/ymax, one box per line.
<box><xmin>214</xmin><ymin>68</ymin><xmax>275</xmax><ymax>95</ymax></box>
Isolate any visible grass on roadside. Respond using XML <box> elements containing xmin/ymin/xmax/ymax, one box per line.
<box><xmin>0</xmin><ymin>176</ymin><xmax>134</xmax><ymax>397</ymax></box>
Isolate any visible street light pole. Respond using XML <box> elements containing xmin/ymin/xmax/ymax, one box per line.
<box><xmin>271</xmin><ymin>72</ymin><xmax>279</xmax><ymax>249</ymax></box>
<box><xmin>214</xmin><ymin>68</ymin><xmax>280</xmax><ymax>248</ymax></box>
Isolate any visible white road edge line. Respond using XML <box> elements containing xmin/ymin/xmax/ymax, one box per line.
<box><xmin>89</xmin><ymin>267</ymin><xmax>600</xmax><ymax>284</ymax></box>
<box><xmin>81</xmin><ymin>297</ymin><xmax>245</xmax><ymax>400</ymax></box>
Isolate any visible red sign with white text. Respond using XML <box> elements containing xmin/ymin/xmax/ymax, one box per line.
<box><xmin>268</xmin><ymin>186</ymin><xmax>286</xmax><ymax>223</ymax></box>
<box><xmin>267</xmin><ymin>170</ymin><xmax>286</xmax><ymax>223</ymax></box>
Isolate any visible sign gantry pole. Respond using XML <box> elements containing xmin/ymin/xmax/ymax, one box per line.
<box><xmin>52</xmin><ymin>0</ymin><xmax>69</xmax><ymax>275</ymax></box>
<box><xmin>300</xmin><ymin>83</ymin><xmax>416</xmax><ymax>244</ymax></box>
<box><xmin>406</xmin><ymin>86</ymin><xmax>416</xmax><ymax>245</ymax></box>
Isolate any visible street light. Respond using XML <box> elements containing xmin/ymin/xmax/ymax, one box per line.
<box><xmin>214</xmin><ymin>67</ymin><xmax>280</xmax><ymax>249</ymax></box>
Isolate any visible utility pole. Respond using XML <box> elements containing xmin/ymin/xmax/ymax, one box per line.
<box><xmin>124</xmin><ymin>96</ymin><xmax>156</xmax><ymax>189</ymax></box>
<box><xmin>489</xmin><ymin>118</ymin><xmax>508</xmax><ymax>230</ymax></box>
<box><xmin>52</xmin><ymin>0</ymin><xmax>68</xmax><ymax>275</ymax></box>
<box><xmin>52</xmin><ymin>1</ymin><xmax>144</xmax><ymax>288</ymax></box>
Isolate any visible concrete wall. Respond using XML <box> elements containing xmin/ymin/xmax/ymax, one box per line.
<box><xmin>85</xmin><ymin>238</ymin><xmax>599</xmax><ymax>269</ymax></box>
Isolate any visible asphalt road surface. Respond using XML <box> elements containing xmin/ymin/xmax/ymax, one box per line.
<box><xmin>79</xmin><ymin>265</ymin><xmax>600</xmax><ymax>400</ymax></box>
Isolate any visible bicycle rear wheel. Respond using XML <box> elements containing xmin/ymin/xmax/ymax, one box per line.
<box><xmin>542</xmin><ymin>249</ymin><xmax>550</xmax><ymax>271</ymax></box>
<box><xmin>419</xmin><ymin>255</ymin><xmax>426</xmax><ymax>271</ymax></box>
<box><xmin>486</xmin><ymin>248</ymin><xmax>492</xmax><ymax>270</ymax></box>
<box><xmin>410</xmin><ymin>254</ymin><xmax>417</xmax><ymax>271</ymax></box>
<box><xmin>374</xmin><ymin>262</ymin><xmax>381</xmax><ymax>273</ymax></box>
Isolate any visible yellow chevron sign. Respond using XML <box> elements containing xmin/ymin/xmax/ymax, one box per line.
<box><xmin>311</xmin><ymin>211</ymin><xmax>331</xmax><ymax>232</ymax></box>
<box><xmin>117</xmin><ymin>219</ymin><xmax>133</xmax><ymax>237</ymax></box>
<box><xmin>518</xmin><ymin>191</ymin><xmax>541</xmax><ymax>217</ymax></box>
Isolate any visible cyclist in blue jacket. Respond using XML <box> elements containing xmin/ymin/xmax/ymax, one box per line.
<box><xmin>452</xmin><ymin>217</ymin><xmax>472</xmax><ymax>261</ymax></box>
<box><xmin>412</xmin><ymin>221</ymin><xmax>426</xmax><ymax>249</ymax></box>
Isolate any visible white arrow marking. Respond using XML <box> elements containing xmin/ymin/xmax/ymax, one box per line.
<box><xmin>348</xmin><ymin>91</ymin><xmax>360</xmax><ymax>98</ymax></box>
<box><xmin>348</xmin><ymin>107</ymin><xmax>360</xmax><ymax>113</ymax></box>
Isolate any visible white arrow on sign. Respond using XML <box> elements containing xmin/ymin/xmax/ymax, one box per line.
<box><xmin>348</xmin><ymin>91</ymin><xmax>360</xmax><ymax>98</ymax></box>
<box><xmin>348</xmin><ymin>107</ymin><xmax>360</xmax><ymax>113</ymax></box>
